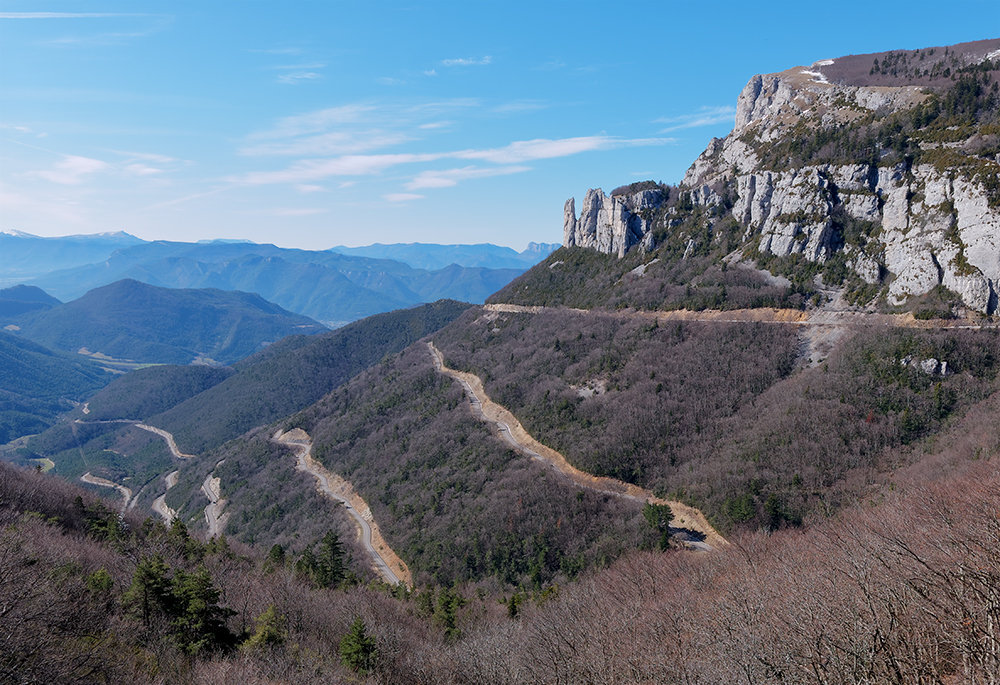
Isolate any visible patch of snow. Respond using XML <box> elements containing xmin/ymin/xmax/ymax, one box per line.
<box><xmin>800</xmin><ymin>69</ymin><xmax>830</xmax><ymax>85</ymax></box>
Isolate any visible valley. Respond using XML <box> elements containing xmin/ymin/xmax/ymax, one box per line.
<box><xmin>1</xmin><ymin>35</ymin><xmax>999</xmax><ymax>685</ymax></box>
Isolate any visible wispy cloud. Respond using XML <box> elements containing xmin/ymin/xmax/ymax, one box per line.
<box><xmin>111</xmin><ymin>150</ymin><xmax>179</xmax><ymax>163</ymax></box>
<box><xmin>296</xmin><ymin>184</ymin><xmax>325</xmax><ymax>193</ymax></box>
<box><xmin>383</xmin><ymin>193</ymin><xmax>424</xmax><ymax>202</ymax></box>
<box><xmin>441</xmin><ymin>56</ymin><xmax>492</xmax><ymax>66</ymax></box>
<box><xmin>377</xmin><ymin>77</ymin><xmax>405</xmax><ymax>86</ymax></box>
<box><xmin>278</xmin><ymin>72</ymin><xmax>323</xmax><ymax>84</ymax></box>
<box><xmin>32</xmin><ymin>155</ymin><xmax>110</xmax><ymax>185</ymax></box>
<box><xmin>248</xmin><ymin>105</ymin><xmax>377</xmax><ymax>139</ymax></box>
<box><xmin>655</xmin><ymin>106</ymin><xmax>736</xmax><ymax>132</ymax></box>
<box><xmin>405</xmin><ymin>165</ymin><xmax>530</xmax><ymax>190</ymax></box>
<box><xmin>240</xmin><ymin>130</ymin><xmax>413</xmax><ymax>157</ymax></box>
<box><xmin>419</xmin><ymin>121</ymin><xmax>451</xmax><ymax>130</ymax></box>
<box><xmin>453</xmin><ymin>136</ymin><xmax>671</xmax><ymax>165</ymax></box>
<box><xmin>231</xmin><ymin>135</ymin><xmax>670</xmax><ymax>187</ymax></box>
<box><xmin>125</xmin><ymin>163</ymin><xmax>162</xmax><ymax>176</ymax></box>
<box><xmin>423</xmin><ymin>69</ymin><xmax>437</xmax><ymax>76</ymax></box>
<box><xmin>232</xmin><ymin>153</ymin><xmax>444</xmax><ymax>185</ymax></box>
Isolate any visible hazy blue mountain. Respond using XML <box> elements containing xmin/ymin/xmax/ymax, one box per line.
<box><xmin>330</xmin><ymin>241</ymin><xmax>559</xmax><ymax>270</ymax></box>
<box><xmin>8</xmin><ymin>279</ymin><xmax>326</xmax><ymax>365</ymax></box>
<box><xmin>0</xmin><ymin>230</ymin><xmax>145</xmax><ymax>287</ymax></box>
<box><xmin>0</xmin><ymin>285</ymin><xmax>61</xmax><ymax>318</ymax></box>
<box><xmin>18</xmin><ymin>239</ymin><xmax>529</xmax><ymax>326</ymax></box>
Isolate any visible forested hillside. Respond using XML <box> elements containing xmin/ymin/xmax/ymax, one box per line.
<box><xmin>0</xmin><ymin>331</ymin><xmax>113</xmax><ymax>444</ymax></box>
<box><xmin>8</xmin><ymin>279</ymin><xmax>325</xmax><ymax>365</ymax></box>
<box><xmin>3</xmin><ymin>380</ymin><xmax>997</xmax><ymax>684</ymax></box>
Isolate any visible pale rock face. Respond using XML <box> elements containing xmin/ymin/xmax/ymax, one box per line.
<box><xmin>563</xmin><ymin>188</ymin><xmax>666</xmax><ymax>258</ymax></box>
<box><xmin>563</xmin><ymin>198</ymin><xmax>577</xmax><ymax>248</ymax></box>
<box><xmin>563</xmin><ymin>57</ymin><xmax>1000</xmax><ymax>313</ymax></box>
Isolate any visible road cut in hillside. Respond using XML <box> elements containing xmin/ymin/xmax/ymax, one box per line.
<box><xmin>201</xmin><ymin>462</ymin><xmax>228</xmax><ymax>538</ymax></box>
<box><xmin>135</xmin><ymin>424</ymin><xmax>197</xmax><ymax>459</ymax></box>
<box><xmin>483</xmin><ymin>302</ymin><xmax>999</xmax><ymax>329</ymax></box>
<box><xmin>272</xmin><ymin>428</ymin><xmax>412</xmax><ymax>586</ymax></box>
<box><xmin>80</xmin><ymin>472</ymin><xmax>133</xmax><ymax>513</ymax></box>
<box><xmin>153</xmin><ymin>470</ymin><xmax>179</xmax><ymax>524</ymax></box>
<box><xmin>427</xmin><ymin>342</ymin><xmax>726</xmax><ymax>551</ymax></box>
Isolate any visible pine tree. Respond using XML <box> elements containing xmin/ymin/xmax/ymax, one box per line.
<box><xmin>339</xmin><ymin>617</ymin><xmax>376</xmax><ymax>674</ymax></box>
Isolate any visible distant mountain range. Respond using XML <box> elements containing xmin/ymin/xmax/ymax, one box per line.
<box><xmin>1</xmin><ymin>232</ymin><xmax>555</xmax><ymax>326</ymax></box>
<box><xmin>2</xmin><ymin>279</ymin><xmax>325</xmax><ymax>366</ymax></box>
<box><xmin>330</xmin><ymin>242</ymin><xmax>559</xmax><ymax>270</ymax></box>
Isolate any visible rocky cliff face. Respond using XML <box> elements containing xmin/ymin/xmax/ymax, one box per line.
<box><xmin>563</xmin><ymin>39</ymin><xmax>1000</xmax><ymax>314</ymax></box>
<box><xmin>563</xmin><ymin>187</ymin><xmax>666</xmax><ymax>258</ymax></box>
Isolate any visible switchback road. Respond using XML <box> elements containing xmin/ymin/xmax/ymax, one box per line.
<box><xmin>427</xmin><ymin>342</ymin><xmax>725</xmax><ymax>551</ymax></box>
<box><xmin>272</xmin><ymin>428</ymin><xmax>411</xmax><ymax>586</ymax></box>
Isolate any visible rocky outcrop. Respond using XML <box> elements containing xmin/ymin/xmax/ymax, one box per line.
<box><xmin>563</xmin><ymin>187</ymin><xmax>666</xmax><ymax>258</ymax></box>
<box><xmin>562</xmin><ymin>44</ymin><xmax>1000</xmax><ymax>313</ymax></box>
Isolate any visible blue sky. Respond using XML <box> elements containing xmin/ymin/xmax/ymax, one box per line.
<box><xmin>2</xmin><ymin>1</ymin><xmax>998</xmax><ymax>250</ymax></box>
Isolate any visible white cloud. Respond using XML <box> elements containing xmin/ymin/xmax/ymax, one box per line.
<box><xmin>231</xmin><ymin>135</ymin><xmax>670</xmax><ymax>186</ymax></box>
<box><xmin>32</xmin><ymin>155</ymin><xmax>110</xmax><ymax>185</ymax></box>
<box><xmin>419</xmin><ymin>121</ymin><xmax>451</xmax><ymax>130</ymax></box>
<box><xmin>377</xmin><ymin>77</ymin><xmax>405</xmax><ymax>86</ymax></box>
<box><xmin>240</xmin><ymin>130</ymin><xmax>414</xmax><ymax>157</ymax></box>
<box><xmin>232</xmin><ymin>153</ymin><xmax>444</xmax><ymax>185</ymax></box>
<box><xmin>278</xmin><ymin>72</ymin><xmax>323</xmax><ymax>84</ymax></box>
<box><xmin>453</xmin><ymin>136</ymin><xmax>671</xmax><ymax>165</ymax></box>
<box><xmin>1</xmin><ymin>123</ymin><xmax>33</xmax><ymax>133</ymax></box>
<box><xmin>296</xmin><ymin>184</ymin><xmax>325</xmax><ymax>193</ymax></box>
<box><xmin>383</xmin><ymin>193</ymin><xmax>424</xmax><ymax>202</ymax></box>
<box><xmin>441</xmin><ymin>56</ymin><xmax>492</xmax><ymax>66</ymax></box>
<box><xmin>114</xmin><ymin>150</ymin><xmax>179</xmax><ymax>163</ymax></box>
<box><xmin>655</xmin><ymin>106</ymin><xmax>736</xmax><ymax>132</ymax></box>
<box><xmin>423</xmin><ymin>69</ymin><xmax>437</xmax><ymax>76</ymax></box>
<box><xmin>249</xmin><ymin>105</ymin><xmax>376</xmax><ymax>140</ymax></box>
<box><xmin>405</xmin><ymin>165</ymin><xmax>530</xmax><ymax>190</ymax></box>
<box><xmin>125</xmin><ymin>163</ymin><xmax>162</xmax><ymax>176</ymax></box>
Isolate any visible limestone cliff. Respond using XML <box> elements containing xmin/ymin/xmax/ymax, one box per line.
<box><xmin>563</xmin><ymin>39</ymin><xmax>1000</xmax><ymax>313</ymax></box>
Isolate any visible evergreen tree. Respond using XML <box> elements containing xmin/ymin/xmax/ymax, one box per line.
<box><xmin>316</xmin><ymin>530</ymin><xmax>345</xmax><ymax>588</ymax></box>
<box><xmin>339</xmin><ymin>617</ymin><xmax>376</xmax><ymax>675</ymax></box>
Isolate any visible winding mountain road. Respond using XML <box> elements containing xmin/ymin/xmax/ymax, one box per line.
<box><xmin>201</xmin><ymin>463</ymin><xmax>228</xmax><ymax>538</ymax></box>
<box><xmin>135</xmin><ymin>424</ymin><xmax>196</xmax><ymax>459</ymax></box>
<box><xmin>152</xmin><ymin>470</ymin><xmax>179</xmax><ymax>524</ymax></box>
<box><xmin>80</xmin><ymin>472</ymin><xmax>133</xmax><ymax>513</ymax></box>
<box><xmin>427</xmin><ymin>341</ymin><xmax>725</xmax><ymax>551</ymax></box>
<box><xmin>272</xmin><ymin>428</ymin><xmax>411</xmax><ymax>586</ymax></box>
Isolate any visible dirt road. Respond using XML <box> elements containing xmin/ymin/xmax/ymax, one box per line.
<box><xmin>427</xmin><ymin>341</ymin><xmax>725</xmax><ymax>551</ymax></box>
<box><xmin>272</xmin><ymin>428</ymin><xmax>411</xmax><ymax>586</ymax></box>
<box><xmin>201</xmin><ymin>464</ymin><xmax>228</xmax><ymax>538</ymax></box>
<box><xmin>135</xmin><ymin>424</ymin><xmax>196</xmax><ymax>459</ymax></box>
<box><xmin>152</xmin><ymin>470</ymin><xmax>179</xmax><ymax>524</ymax></box>
<box><xmin>80</xmin><ymin>472</ymin><xmax>133</xmax><ymax>513</ymax></box>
